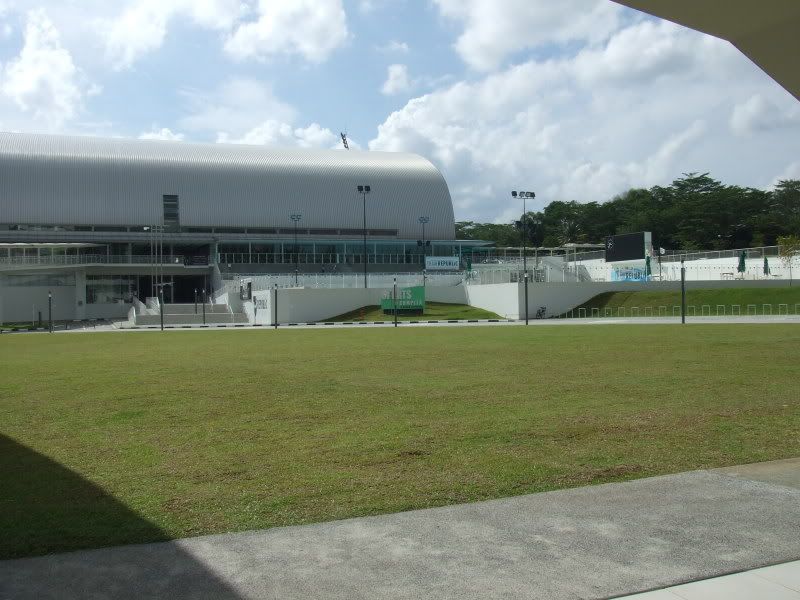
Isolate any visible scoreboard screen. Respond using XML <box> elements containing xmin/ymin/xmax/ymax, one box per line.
<box><xmin>605</xmin><ymin>232</ymin><xmax>649</xmax><ymax>263</ymax></box>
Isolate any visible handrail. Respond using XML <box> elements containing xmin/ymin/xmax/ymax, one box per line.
<box><xmin>0</xmin><ymin>254</ymin><xmax>209</xmax><ymax>266</ymax></box>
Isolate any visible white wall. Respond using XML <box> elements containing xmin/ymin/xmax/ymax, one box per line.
<box><xmin>0</xmin><ymin>286</ymin><xmax>76</xmax><ymax>323</ymax></box>
<box><xmin>85</xmin><ymin>303</ymin><xmax>131</xmax><ymax>319</ymax></box>
<box><xmin>520</xmin><ymin>279</ymin><xmax>797</xmax><ymax>318</ymax></box>
<box><xmin>465</xmin><ymin>283</ymin><xmax>520</xmax><ymax>319</ymax></box>
<box><xmin>275</xmin><ymin>287</ymin><xmax>385</xmax><ymax>323</ymax></box>
<box><xmin>425</xmin><ymin>286</ymin><xmax>468</xmax><ymax>304</ymax></box>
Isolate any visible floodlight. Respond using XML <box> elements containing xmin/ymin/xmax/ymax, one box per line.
<box><xmin>511</xmin><ymin>191</ymin><xmax>517</xmax><ymax>197</ymax></box>
<box><xmin>365</xmin><ymin>185</ymin><xmax>371</xmax><ymax>193</ymax></box>
<box><xmin>357</xmin><ymin>185</ymin><xmax>363</xmax><ymax>192</ymax></box>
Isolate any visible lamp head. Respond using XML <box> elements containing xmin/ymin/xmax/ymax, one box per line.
<box><xmin>511</xmin><ymin>191</ymin><xmax>517</xmax><ymax>198</ymax></box>
<box><xmin>357</xmin><ymin>185</ymin><xmax>363</xmax><ymax>192</ymax></box>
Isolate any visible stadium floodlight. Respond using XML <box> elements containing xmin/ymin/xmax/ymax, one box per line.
<box><xmin>290</xmin><ymin>214</ymin><xmax>302</xmax><ymax>286</ymax></box>
<box><xmin>512</xmin><ymin>190</ymin><xmax>536</xmax><ymax>276</ymax></box>
<box><xmin>357</xmin><ymin>185</ymin><xmax>372</xmax><ymax>288</ymax></box>
<box><xmin>418</xmin><ymin>216</ymin><xmax>430</xmax><ymax>266</ymax></box>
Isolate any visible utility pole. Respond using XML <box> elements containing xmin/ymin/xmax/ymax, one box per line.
<box><xmin>512</xmin><ymin>191</ymin><xmax>535</xmax><ymax>278</ymax></box>
<box><xmin>681</xmin><ymin>258</ymin><xmax>686</xmax><ymax>325</ymax></box>
<box><xmin>290</xmin><ymin>214</ymin><xmax>302</xmax><ymax>286</ymax></box>
<box><xmin>357</xmin><ymin>185</ymin><xmax>371</xmax><ymax>288</ymax></box>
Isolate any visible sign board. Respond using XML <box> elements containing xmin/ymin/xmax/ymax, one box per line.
<box><xmin>604</xmin><ymin>232</ymin><xmax>652</xmax><ymax>263</ymax></box>
<box><xmin>425</xmin><ymin>256</ymin><xmax>460</xmax><ymax>270</ymax></box>
<box><xmin>380</xmin><ymin>286</ymin><xmax>425</xmax><ymax>312</ymax></box>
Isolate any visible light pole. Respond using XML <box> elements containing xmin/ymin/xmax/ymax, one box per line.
<box><xmin>418</xmin><ymin>216</ymin><xmax>429</xmax><ymax>267</ymax></box>
<box><xmin>680</xmin><ymin>258</ymin><xmax>686</xmax><ymax>325</ymax></box>
<box><xmin>511</xmin><ymin>191</ymin><xmax>535</xmax><ymax>277</ymax></box>
<box><xmin>357</xmin><ymin>185</ymin><xmax>371</xmax><ymax>288</ymax></box>
<box><xmin>290</xmin><ymin>213</ymin><xmax>302</xmax><ymax>286</ymax></box>
<box><xmin>524</xmin><ymin>272</ymin><xmax>529</xmax><ymax>325</ymax></box>
<box><xmin>48</xmin><ymin>290</ymin><xmax>53</xmax><ymax>333</ymax></box>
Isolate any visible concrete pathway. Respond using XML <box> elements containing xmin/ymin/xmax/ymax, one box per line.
<box><xmin>1</xmin><ymin>459</ymin><xmax>799</xmax><ymax>599</ymax></box>
<box><xmin>619</xmin><ymin>560</ymin><xmax>800</xmax><ymax>598</ymax></box>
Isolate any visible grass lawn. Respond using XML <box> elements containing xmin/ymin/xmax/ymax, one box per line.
<box><xmin>328</xmin><ymin>302</ymin><xmax>502</xmax><ymax>322</ymax></box>
<box><xmin>574</xmin><ymin>287</ymin><xmax>800</xmax><ymax>315</ymax></box>
<box><xmin>1</xmin><ymin>325</ymin><xmax>799</xmax><ymax>558</ymax></box>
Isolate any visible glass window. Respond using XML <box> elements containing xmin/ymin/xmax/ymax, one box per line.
<box><xmin>86</xmin><ymin>275</ymin><xmax>135</xmax><ymax>304</ymax></box>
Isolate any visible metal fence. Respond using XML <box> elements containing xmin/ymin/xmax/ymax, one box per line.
<box><xmin>0</xmin><ymin>254</ymin><xmax>209</xmax><ymax>267</ymax></box>
<box><xmin>229</xmin><ymin>272</ymin><xmax>466</xmax><ymax>291</ymax></box>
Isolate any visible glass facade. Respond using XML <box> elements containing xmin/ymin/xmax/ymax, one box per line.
<box><xmin>4</xmin><ymin>274</ymin><xmax>76</xmax><ymax>287</ymax></box>
<box><xmin>86</xmin><ymin>275</ymin><xmax>136</xmax><ymax>304</ymax></box>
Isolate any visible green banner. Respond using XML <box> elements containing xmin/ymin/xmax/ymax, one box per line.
<box><xmin>381</xmin><ymin>286</ymin><xmax>425</xmax><ymax>311</ymax></box>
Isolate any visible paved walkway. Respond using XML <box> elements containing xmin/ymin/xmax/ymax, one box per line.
<box><xmin>1</xmin><ymin>459</ymin><xmax>799</xmax><ymax>599</ymax></box>
<box><xmin>620</xmin><ymin>560</ymin><xmax>800</xmax><ymax>598</ymax></box>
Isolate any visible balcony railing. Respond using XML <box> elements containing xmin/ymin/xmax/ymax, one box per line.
<box><xmin>0</xmin><ymin>254</ymin><xmax>209</xmax><ymax>267</ymax></box>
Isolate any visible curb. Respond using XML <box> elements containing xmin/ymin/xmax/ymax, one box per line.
<box><xmin>120</xmin><ymin>319</ymin><xmax>516</xmax><ymax>330</ymax></box>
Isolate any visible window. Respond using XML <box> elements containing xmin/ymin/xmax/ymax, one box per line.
<box><xmin>5</xmin><ymin>274</ymin><xmax>76</xmax><ymax>287</ymax></box>
<box><xmin>163</xmin><ymin>195</ymin><xmax>179</xmax><ymax>232</ymax></box>
<box><xmin>86</xmin><ymin>275</ymin><xmax>136</xmax><ymax>304</ymax></box>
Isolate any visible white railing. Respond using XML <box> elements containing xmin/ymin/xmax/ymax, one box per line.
<box><xmin>226</xmin><ymin>272</ymin><xmax>465</xmax><ymax>291</ymax></box>
<box><xmin>0</xmin><ymin>254</ymin><xmax>209</xmax><ymax>267</ymax></box>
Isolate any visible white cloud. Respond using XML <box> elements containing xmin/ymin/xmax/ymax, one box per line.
<box><xmin>139</xmin><ymin>127</ymin><xmax>185</xmax><ymax>141</ymax></box>
<box><xmin>217</xmin><ymin>121</ymin><xmax>339</xmax><ymax>148</ymax></box>
<box><xmin>224</xmin><ymin>0</ymin><xmax>348</xmax><ymax>63</ymax></box>
<box><xmin>177</xmin><ymin>77</ymin><xmax>340</xmax><ymax>149</ymax></box>
<box><xmin>381</xmin><ymin>64</ymin><xmax>411</xmax><ymax>96</ymax></box>
<box><xmin>1</xmin><ymin>9</ymin><xmax>89</xmax><ymax>130</ymax></box>
<box><xmin>771</xmin><ymin>161</ymin><xmax>800</xmax><ymax>187</ymax></box>
<box><xmin>377</xmin><ymin>40</ymin><xmax>409</xmax><ymax>53</ymax></box>
<box><xmin>370</xmin><ymin>19</ymin><xmax>800</xmax><ymax>222</ymax></box>
<box><xmin>434</xmin><ymin>0</ymin><xmax>623</xmax><ymax>71</ymax></box>
<box><xmin>99</xmin><ymin>0</ymin><xmax>242</xmax><ymax>70</ymax></box>
<box><xmin>730</xmin><ymin>94</ymin><xmax>800</xmax><ymax>137</ymax></box>
<box><xmin>178</xmin><ymin>78</ymin><xmax>297</xmax><ymax>135</ymax></box>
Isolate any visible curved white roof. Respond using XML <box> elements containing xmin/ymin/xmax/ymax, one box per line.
<box><xmin>0</xmin><ymin>132</ymin><xmax>455</xmax><ymax>240</ymax></box>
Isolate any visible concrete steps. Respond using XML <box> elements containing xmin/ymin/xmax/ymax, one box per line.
<box><xmin>134</xmin><ymin>313</ymin><xmax>248</xmax><ymax>326</ymax></box>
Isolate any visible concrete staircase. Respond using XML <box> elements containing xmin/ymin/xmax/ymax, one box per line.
<box><xmin>133</xmin><ymin>303</ymin><xmax>248</xmax><ymax>326</ymax></box>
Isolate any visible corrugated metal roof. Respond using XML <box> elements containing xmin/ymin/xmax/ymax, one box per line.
<box><xmin>0</xmin><ymin>132</ymin><xmax>455</xmax><ymax>240</ymax></box>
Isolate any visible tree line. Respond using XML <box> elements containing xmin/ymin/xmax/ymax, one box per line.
<box><xmin>456</xmin><ymin>174</ymin><xmax>800</xmax><ymax>251</ymax></box>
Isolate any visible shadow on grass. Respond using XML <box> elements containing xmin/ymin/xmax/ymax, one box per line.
<box><xmin>0</xmin><ymin>434</ymin><xmax>242</xmax><ymax>599</ymax></box>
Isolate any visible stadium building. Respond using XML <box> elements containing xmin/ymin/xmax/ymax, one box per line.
<box><xmin>0</xmin><ymin>132</ymin><xmax>483</xmax><ymax>322</ymax></box>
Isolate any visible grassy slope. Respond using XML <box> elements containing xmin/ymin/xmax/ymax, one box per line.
<box><xmin>328</xmin><ymin>302</ymin><xmax>502</xmax><ymax>322</ymax></box>
<box><xmin>1</xmin><ymin>325</ymin><xmax>799</xmax><ymax>558</ymax></box>
<box><xmin>573</xmin><ymin>287</ymin><xmax>800</xmax><ymax>314</ymax></box>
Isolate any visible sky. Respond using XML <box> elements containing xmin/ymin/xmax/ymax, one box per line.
<box><xmin>0</xmin><ymin>0</ymin><xmax>799</xmax><ymax>224</ymax></box>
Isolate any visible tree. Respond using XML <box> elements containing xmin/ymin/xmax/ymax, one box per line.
<box><xmin>778</xmin><ymin>235</ymin><xmax>800</xmax><ymax>285</ymax></box>
<box><xmin>454</xmin><ymin>177</ymin><xmax>800</xmax><ymax>251</ymax></box>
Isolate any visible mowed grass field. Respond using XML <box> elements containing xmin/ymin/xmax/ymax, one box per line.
<box><xmin>1</xmin><ymin>325</ymin><xmax>799</xmax><ymax>558</ymax></box>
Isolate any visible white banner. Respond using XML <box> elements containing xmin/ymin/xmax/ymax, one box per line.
<box><xmin>425</xmin><ymin>256</ymin><xmax>460</xmax><ymax>270</ymax></box>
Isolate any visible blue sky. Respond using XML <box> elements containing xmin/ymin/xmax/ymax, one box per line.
<box><xmin>0</xmin><ymin>0</ymin><xmax>799</xmax><ymax>223</ymax></box>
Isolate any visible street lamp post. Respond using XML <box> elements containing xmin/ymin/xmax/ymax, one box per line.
<box><xmin>680</xmin><ymin>258</ymin><xmax>686</xmax><ymax>325</ymax></box>
<box><xmin>418</xmin><ymin>216</ymin><xmax>429</xmax><ymax>270</ymax></box>
<box><xmin>48</xmin><ymin>290</ymin><xmax>53</xmax><ymax>333</ymax></box>
<box><xmin>357</xmin><ymin>185</ymin><xmax>371</xmax><ymax>288</ymax></box>
<box><xmin>524</xmin><ymin>272</ymin><xmax>529</xmax><ymax>325</ymax></box>
<box><xmin>511</xmin><ymin>191</ymin><xmax>536</xmax><ymax>277</ymax></box>
<box><xmin>290</xmin><ymin>213</ymin><xmax>302</xmax><ymax>286</ymax></box>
